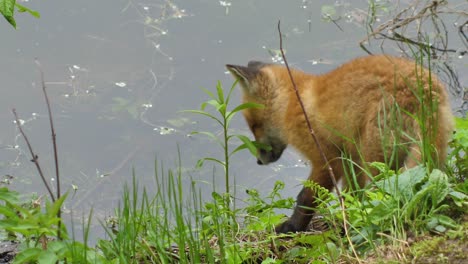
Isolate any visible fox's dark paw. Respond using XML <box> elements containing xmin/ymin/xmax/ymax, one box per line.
<box><xmin>275</xmin><ymin>220</ymin><xmax>303</xmax><ymax>234</ymax></box>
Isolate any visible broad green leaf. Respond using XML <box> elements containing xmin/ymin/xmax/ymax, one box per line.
<box><xmin>15</xmin><ymin>2</ymin><xmax>40</xmax><ymax>18</ymax></box>
<box><xmin>0</xmin><ymin>206</ymin><xmax>21</xmax><ymax>218</ymax></box>
<box><xmin>0</xmin><ymin>0</ymin><xmax>15</xmax><ymax>17</ymax></box>
<box><xmin>1</xmin><ymin>12</ymin><xmax>15</xmax><ymax>28</ymax></box>
<box><xmin>47</xmin><ymin>240</ymin><xmax>68</xmax><ymax>255</ymax></box>
<box><xmin>369</xmin><ymin>199</ymin><xmax>396</xmax><ymax>223</ymax></box>
<box><xmin>434</xmin><ymin>225</ymin><xmax>446</xmax><ymax>233</ymax></box>
<box><xmin>435</xmin><ymin>214</ymin><xmax>458</xmax><ymax>229</ymax></box>
<box><xmin>375</xmin><ymin>165</ymin><xmax>426</xmax><ymax>201</ymax></box>
<box><xmin>0</xmin><ymin>0</ymin><xmax>15</xmax><ymax>28</ymax></box>
<box><xmin>12</xmin><ymin>247</ymin><xmax>42</xmax><ymax>264</ymax></box>
<box><xmin>260</xmin><ymin>257</ymin><xmax>277</xmax><ymax>264</ymax></box>
<box><xmin>449</xmin><ymin>190</ymin><xmax>468</xmax><ymax>207</ymax></box>
<box><xmin>38</xmin><ymin>250</ymin><xmax>58</xmax><ymax>264</ymax></box>
<box><xmin>326</xmin><ymin>242</ymin><xmax>341</xmax><ymax>261</ymax></box>
<box><xmin>0</xmin><ymin>187</ymin><xmax>19</xmax><ymax>203</ymax></box>
<box><xmin>230</xmin><ymin>102</ymin><xmax>264</xmax><ymax>115</ymax></box>
<box><xmin>294</xmin><ymin>233</ymin><xmax>323</xmax><ymax>246</ymax></box>
<box><xmin>454</xmin><ymin>114</ymin><xmax>468</xmax><ymax>130</ymax></box>
<box><xmin>425</xmin><ymin>169</ymin><xmax>450</xmax><ymax>206</ymax></box>
<box><xmin>403</xmin><ymin>185</ymin><xmax>432</xmax><ymax>218</ymax></box>
<box><xmin>47</xmin><ymin>192</ymin><xmax>68</xmax><ymax>218</ymax></box>
<box><xmin>230</xmin><ymin>135</ymin><xmax>257</xmax><ymax>157</ymax></box>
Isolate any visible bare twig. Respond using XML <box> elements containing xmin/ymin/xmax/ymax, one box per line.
<box><xmin>458</xmin><ymin>20</ymin><xmax>468</xmax><ymax>49</ymax></box>
<box><xmin>277</xmin><ymin>20</ymin><xmax>360</xmax><ymax>262</ymax></box>
<box><xmin>35</xmin><ymin>59</ymin><xmax>61</xmax><ymax>204</ymax></box>
<box><xmin>360</xmin><ymin>1</ymin><xmax>466</xmax><ymax>56</ymax></box>
<box><xmin>34</xmin><ymin>59</ymin><xmax>63</xmax><ymax>240</ymax></box>
<box><xmin>277</xmin><ymin>21</ymin><xmax>340</xmax><ymax>199</ymax></box>
<box><xmin>12</xmin><ymin>109</ymin><xmax>56</xmax><ymax>202</ymax></box>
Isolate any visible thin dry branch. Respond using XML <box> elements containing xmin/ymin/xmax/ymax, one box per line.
<box><xmin>12</xmin><ymin>109</ymin><xmax>56</xmax><ymax>202</ymax></box>
<box><xmin>35</xmin><ymin>59</ymin><xmax>61</xmax><ymax>204</ymax></box>
<box><xmin>276</xmin><ymin>22</ymin><xmax>340</xmax><ymax>199</ymax></box>
<box><xmin>277</xmin><ymin>21</ymin><xmax>360</xmax><ymax>262</ymax></box>
<box><xmin>360</xmin><ymin>1</ymin><xmax>466</xmax><ymax>57</ymax></box>
<box><xmin>34</xmin><ymin>59</ymin><xmax>63</xmax><ymax>240</ymax></box>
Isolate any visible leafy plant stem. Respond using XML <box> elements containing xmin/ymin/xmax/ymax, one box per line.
<box><xmin>223</xmin><ymin>113</ymin><xmax>230</xmax><ymax>195</ymax></box>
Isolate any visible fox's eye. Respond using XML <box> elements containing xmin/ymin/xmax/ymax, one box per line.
<box><xmin>251</xmin><ymin>124</ymin><xmax>263</xmax><ymax>134</ymax></box>
<box><xmin>250</xmin><ymin>124</ymin><xmax>258</xmax><ymax>132</ymax></box>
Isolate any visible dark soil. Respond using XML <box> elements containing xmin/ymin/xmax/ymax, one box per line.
<box><xmin>0</xmin><ymin>241</ymin><xmax>18</xmax><ymax>264</ymax></box>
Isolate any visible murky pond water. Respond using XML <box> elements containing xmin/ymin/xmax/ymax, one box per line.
<box><xmin>0</xmin><ymin>0</ymin><xmax>466</xmax><ymax>242</ymax></box>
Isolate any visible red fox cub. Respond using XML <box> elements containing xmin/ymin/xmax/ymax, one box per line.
<box><xmin>226</xmin><ymin>55</ymin><xmax>454</xmax><ymax>233</ymax></box>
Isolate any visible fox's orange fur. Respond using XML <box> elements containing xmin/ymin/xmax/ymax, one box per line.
<box><xmin>227</xmin><ymin>55</ymin><xmax>454</xmax><ymax>233</ymax></box>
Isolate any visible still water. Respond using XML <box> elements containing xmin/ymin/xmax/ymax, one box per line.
<box><xmin>0</xmin><ymin>0</ymin><xmax>466</xmax><ymax>242</ymax></box>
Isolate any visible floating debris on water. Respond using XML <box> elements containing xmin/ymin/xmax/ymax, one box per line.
<box><xmin>219</xmin><ymin>1</ymin><xmax>231</xmax><ymax>7</ymax></box>
<box><xmin>307</xmin><ymin>58</ymin><xmax>333</xmax><ymax>65</ymax></box>
<box><xmin>219</xmin><ymin>1</ymin><xmax>232</xmax><ymax>15</ymax></box>
<box><xmin>272</xmin><ymin>158</ymin><xmax>308</xmax><ymax>172</ymax></box>
<box><xmin>13</xmin><ymin>119</ymin><xmax>25</xmax><ymax>126</ymax></box>
<box><xmin>115</xmin><ymin>82</ymin><xmax>127</xmax><ymax>88</ymax></box>
<box><xmin>153</xmin><ymin>126</ymin><xmax>176</xmax><ymax>135</ymax></box>
<box><xmin>142</xmin><ymin>103</ymin><xmax>153</xmax><ymax>109</ymax></box>
<box><xmin>266</xmin><ymin>48</ymin><xmax>285</xmax><ymax>64</ymax></box>
<box><xmin>167</xmin><ymin>117</ymin><xmax>191</xmax><ymax>128</ymax></box>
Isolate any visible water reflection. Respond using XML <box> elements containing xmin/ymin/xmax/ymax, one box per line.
<box><xmin>0</xmin><ymin>0</ymin><xmax>465</xmax><ymax>242</ymax></box>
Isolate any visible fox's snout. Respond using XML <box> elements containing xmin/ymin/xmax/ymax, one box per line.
<box><xmin>257</xmin><ymin>149</ymin><xmax>268</xmax><ymax>165</ymax></box>
<box><xmin>256</xmin><ymin>147</ymin><xmax>284</xmax><ymax>165</ymax></box>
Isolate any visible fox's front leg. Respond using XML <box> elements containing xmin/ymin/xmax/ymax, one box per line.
<box><xmin>275</xmin><ymin>168</ymin><xmax>334</xmax><ymax>233</ymax></box>
<box><xmin>275</xmin><ymin>187</ymin><xmax>314</xmax><ymax>233</ymax></box>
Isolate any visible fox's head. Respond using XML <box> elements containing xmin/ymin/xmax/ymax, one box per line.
<box><xmin>226</xmin><ymin>61</ymin><xmax>287</xmax><ymax>165</ymax></box>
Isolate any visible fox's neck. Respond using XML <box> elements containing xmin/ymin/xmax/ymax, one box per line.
<box><xmin>270</xmin><ymin>69</ymin><xmax>317</xmax><ymax>141</ymax></box>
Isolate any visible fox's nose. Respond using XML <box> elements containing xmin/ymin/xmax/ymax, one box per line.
<box><xmin>257</xmin><ymin>149</ymin><xmax>267</xmax><ymax>165</ymax></box>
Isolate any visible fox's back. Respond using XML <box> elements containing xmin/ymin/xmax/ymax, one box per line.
<box><xmin>300</xmin><ymin>55</ymin><xmax>450</xmax><ymax>139</ymax></box>
<box><xmin>267</xmin><ymin>55</ymin><xmax>453</xmax><ymax>168</ymax></box>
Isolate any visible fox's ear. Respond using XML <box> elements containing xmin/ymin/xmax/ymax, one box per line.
<box><xmin>226</xmin><ymin>64</ymin><xmax>256</xmax><ymax>93</ymax></box>
<box><xmin>226</xmin><ymin>62</ymin><xmax>265</xmax><ymax>95</ymax></box>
